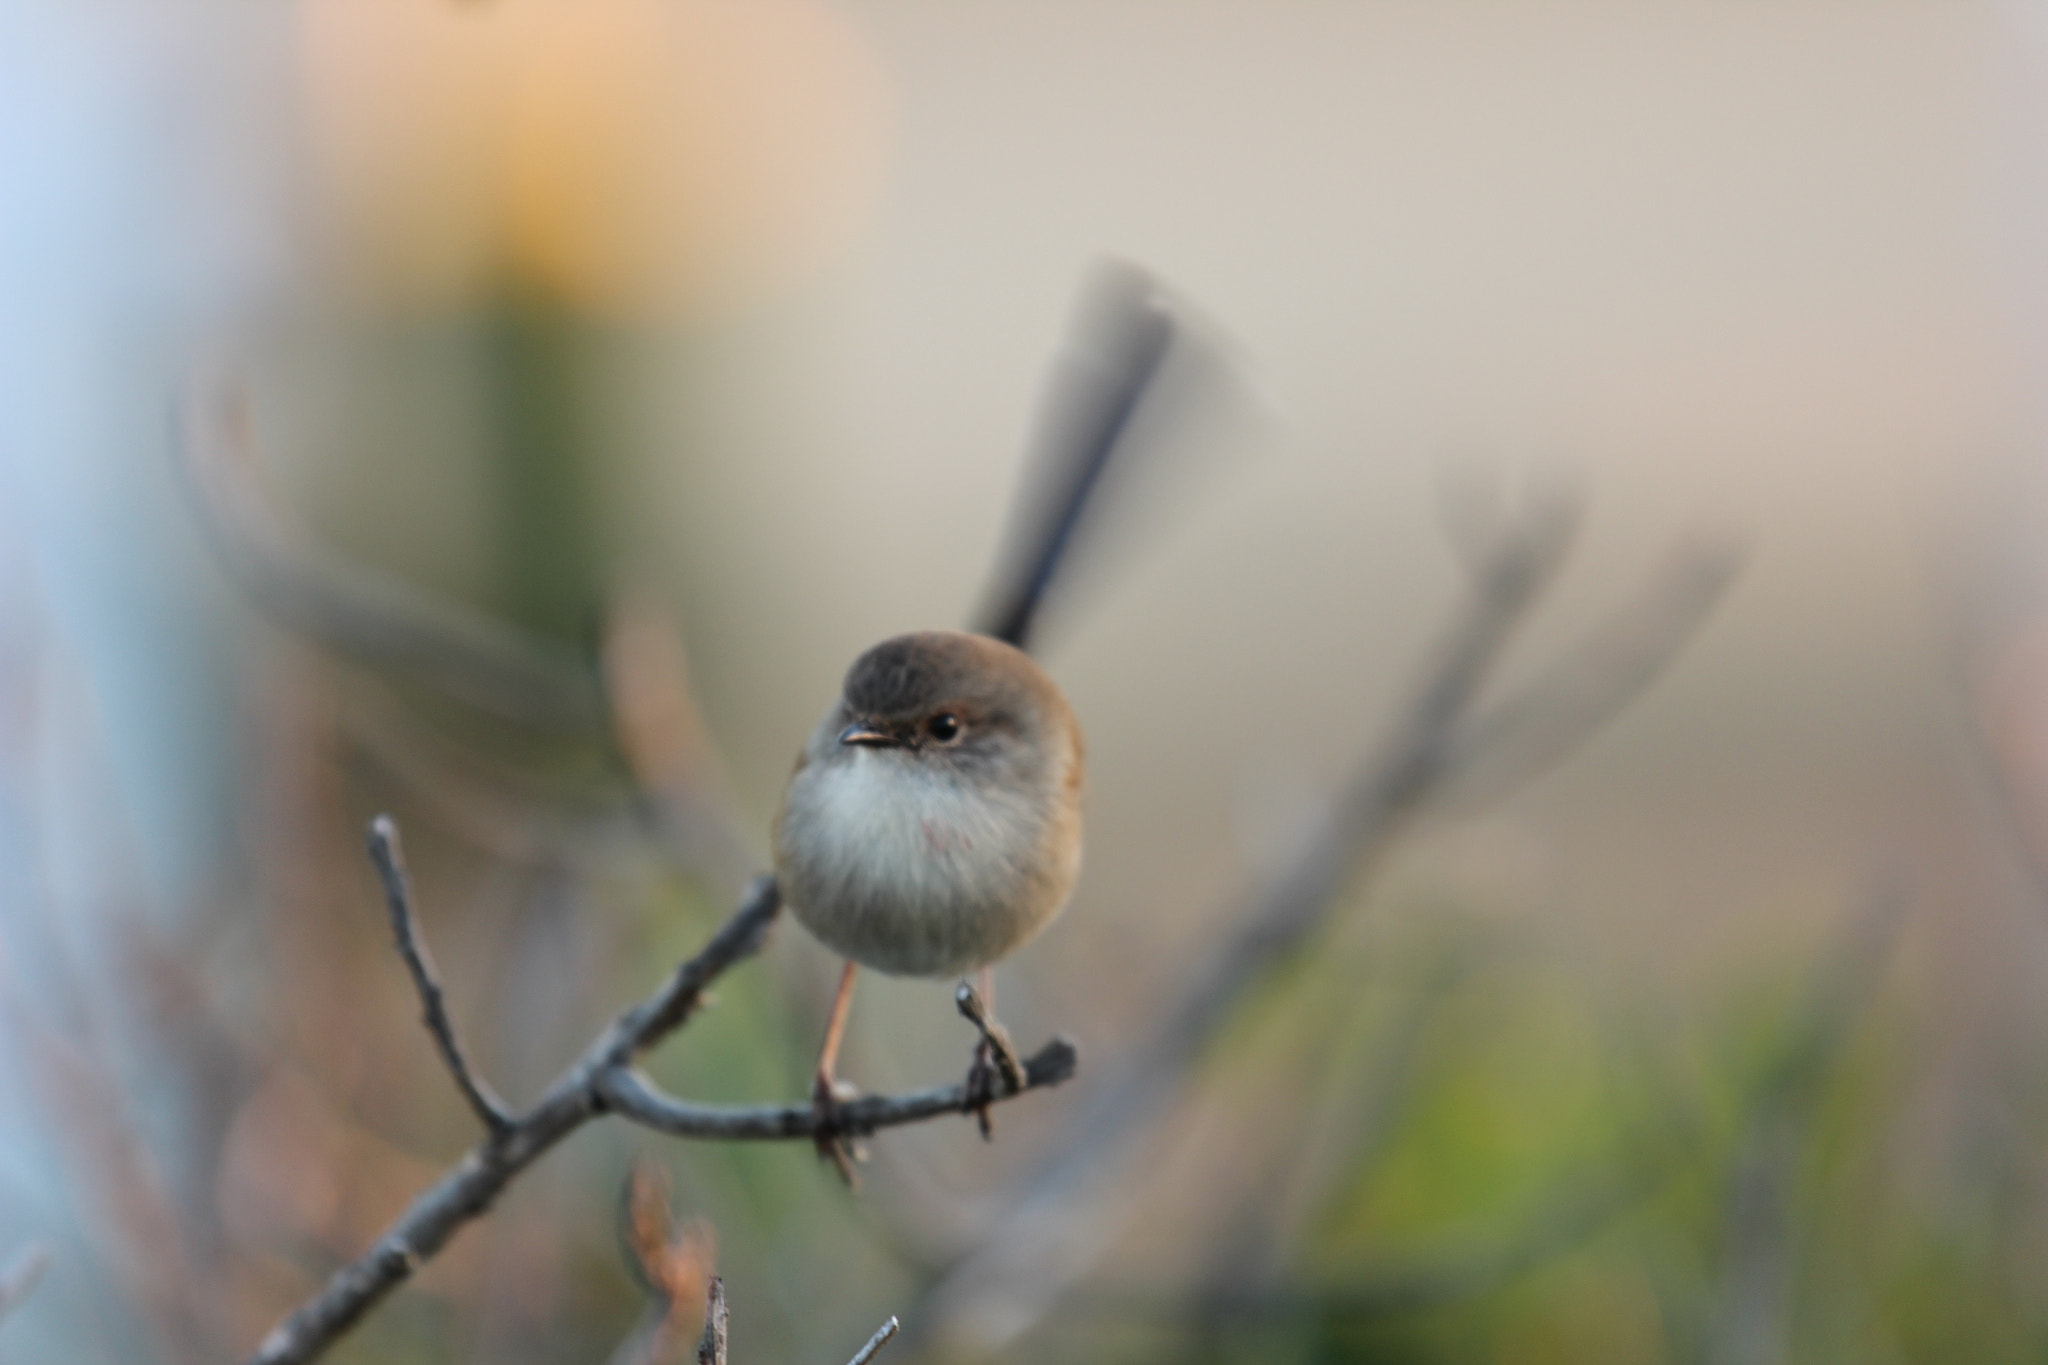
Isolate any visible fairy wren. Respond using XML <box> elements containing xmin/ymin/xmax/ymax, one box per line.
<box><xmin>773</xmin><ymin>630</ymin><xmax>1083</xmax><ymax>980</ymax></box>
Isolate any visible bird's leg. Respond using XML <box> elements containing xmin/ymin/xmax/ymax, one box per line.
<box><xmin>812</xmin><ymin>959</ymin><xmax>861</xmax><ymax>1184</ymax></box>
<box><xmin>814</xmin><ymin>959</ymin><xmax>859</xmax><ymax>1096</ymax></box>
<box><xmin>956</xmin><ymin>972</ymin><xmax>1025</xmax><ymax>1140</ymax></box>
<box><xmin>974</xmin><ymin>966</ymin><xmax>1025</xmax><ymax>1086</ymax></box>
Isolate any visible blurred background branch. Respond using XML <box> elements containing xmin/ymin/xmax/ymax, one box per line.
<box><xmin>915</xmin><ymin>484</ymin><xmax>1739</xmax><ymax>1351</ymax></box>
<box><xmin>176</xmin><ymin>384</ymin><xmax>609</xmax><ymax>734</ymax></box>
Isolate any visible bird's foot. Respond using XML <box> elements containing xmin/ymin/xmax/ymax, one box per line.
<box><xmin>810</xmin><ymin>1072</ymin><xmax>863</xmax><ymax>1187</ymax></box>
<box><xmin>955</xmin><ymin>982</ymin><xmax>1026</xmax><ymax>1141</ymax></box>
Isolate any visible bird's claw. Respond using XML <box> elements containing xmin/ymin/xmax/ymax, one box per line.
<box><xmin>964</xmin><ymin>1038</ymin><xmax>1001</xmax><ymax>1140</ymax></box>
<box><xmin>811</xmin><ymin>1073</ymin><xmax>863</xmax><ymax>1186</ymax></box>
<box><xmin>956</xmin><ymin>982</ymin><xmax>1026</xmax><ymax>1140</ymax></box>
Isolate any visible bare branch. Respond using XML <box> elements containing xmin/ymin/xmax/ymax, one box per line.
<box><xmin>243</xmin><ymin>875</ymin><xmax>781</xmax><ymax>1365</ymax></box>
<box><xmin>695</xmin><ymin>1277</ymin><xmax>728</xmax><ymax>1365</ymax></box>
<box><xmin>366</xmin><ymin>816</ymin><xmax>514</xmax><ymax>1136</ymax></box>
<box><xmin>0</xmin><ymin>1243</ymin><xmax>51</xmax><ymax>1328</ymax></box>
<box><xmin>846</xmin><ymin>1315</ymin><xmax>901</xmax><ymax>1365</ymax></box>
<box><xmin>245</xmin><ymin>865</ymin><xmax>1079</xmax><ymax>1365</ymax></box>
<box><xmin>597</xmin><ymin>1038</ymin><xmax>1079</xmax><ymax>1141</ymax></box>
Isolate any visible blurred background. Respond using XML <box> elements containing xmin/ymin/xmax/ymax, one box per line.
<box><xmin>3</xmin><ymin>2</ymin><xmax>2047</xmax><ymax>1361</ymax></box>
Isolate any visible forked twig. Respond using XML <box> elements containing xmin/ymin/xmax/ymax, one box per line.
<box><xmin>245</xmin><ymin>827</ymin><xmax>1076</xmax><ymax>1365</ymax></box>
<box><xmin>244</xmin><ymin>869</ymin><xmax>781</xmax><ymax>1365</ymax></box>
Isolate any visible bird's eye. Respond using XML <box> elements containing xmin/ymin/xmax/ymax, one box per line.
<box><xmin>926</xmin><ymin>713</ymin><xmax>962</xmax><ymax>743</ymax></box>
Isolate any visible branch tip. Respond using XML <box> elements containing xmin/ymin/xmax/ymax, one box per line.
<box><xmin>365</xmin><ymin>815</ymin><xmax>515</xmax><ymax>1136</ymax></box>
<box><xmin>695</xmin><ymin>1277</ymin><xmax>728</xmax><ymax>1365</ymax></box>
<box><xmin>846</xmin><ymin>1314</ymin><xmax>902</xmax><ymax>1365</ymax></box>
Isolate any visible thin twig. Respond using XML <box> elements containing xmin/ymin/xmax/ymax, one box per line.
<box><xmin>0</xmin><ymin>1243</ymin><xmax>51</xmax><ymax>1327</ymax></box>
<box><xmin>598</xmin><ymin>1038</ymin><xmax>1079</xmax><ymax>1141</ymax></box>
<box><xmin>243</xmin><ymin>875</ymin><xmax>781</xmax><ymax>1365</ymax></box>
<box><xmin>845</xmin><ymin>1315</ymin><xmax>901</xmax><ymax>1365</ymax></box>
<box><xmin>366</xmin><ymin>816</ymin><xmax>514</xmax><ymax>1136</ymax></box>
<box><xmin>695</xmin><ymin>1277</ymin><xmax>728</xmax><ymax>1365</ymax></box>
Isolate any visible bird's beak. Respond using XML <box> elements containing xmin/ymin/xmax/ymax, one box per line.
<box><xmin>838</xmin><ymin>723</ymin><xmax>898</xmax><ymax>748</ymax></box>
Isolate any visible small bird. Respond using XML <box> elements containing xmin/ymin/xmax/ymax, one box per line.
<box><xmin>773</xmin><ymin>629</ymin><xmax>1084</xmax><ymax>1149</ymax></box>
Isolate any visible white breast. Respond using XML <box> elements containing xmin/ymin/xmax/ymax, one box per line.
<box><xmin>774</xmin><ymin>746</ymin><xmax>1076</xmax><ymax>977</ymax></box>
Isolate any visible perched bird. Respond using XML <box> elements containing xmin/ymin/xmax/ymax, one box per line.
<box><xmin>771</xmin><ymin>261</ymin><xmax>1186</xmax><ymax>1165</ymax></box>
<box><xmin>773</xmin><ymin>630</ymin><xmax>1084</xmax><ymax>1138</ymax></box>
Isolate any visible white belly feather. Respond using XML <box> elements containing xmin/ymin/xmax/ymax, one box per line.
<box><xmin>775</xmin><ymin>748</ymin><xmax>1075</xmax><ymax>977</ymax></box>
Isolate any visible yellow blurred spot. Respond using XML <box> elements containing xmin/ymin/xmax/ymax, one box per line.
<box><xmin>297</xmin><ymin>0</ymin><xmax>889</xmax><ymax>315</ymax></box>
